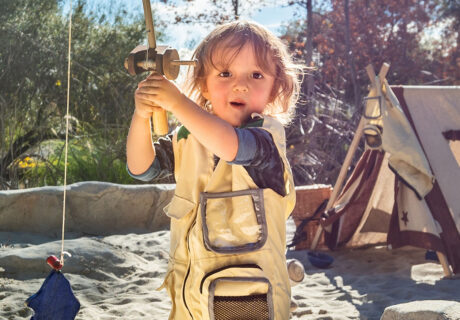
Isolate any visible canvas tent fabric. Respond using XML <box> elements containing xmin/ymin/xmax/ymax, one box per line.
<box><xmin>321</xmin><ymin>85</ymin><xmax>460</xmax><ymax>275</ymax></box>
<box><xmin>364</xmin><ymin>81</ymin><xmax>434</xmax><ymax>198</ymax></box>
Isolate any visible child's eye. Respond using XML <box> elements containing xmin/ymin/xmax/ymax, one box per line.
<box><xmin>219</xmin><ymin>71</ymin><xmax>231</xmax><ymax>77</ymax></box>
<box><xmin>252</xmin><ymin>72</ymin><xmax>264</xmax><ymax>79</ymax></box>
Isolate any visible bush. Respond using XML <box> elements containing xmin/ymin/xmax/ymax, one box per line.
<box><xmin>14</xmin><ymin>128</ymin><xmax>134</xmax><ymax>187</ymax></box>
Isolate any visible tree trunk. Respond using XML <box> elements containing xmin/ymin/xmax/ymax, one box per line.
<box><xmin>232</xmin><ymin>0</ymin><xmax>239</xmax><ymax>20</ymax></box>
<box><xmin>344</xmin><ymin>0</ymin><xmax>360</xmax><ymax>110</ymax></box>
<box><xmin>305</xmin><ymin>0</ymin><xmax>314</xmax><ymax>98</ymax></box>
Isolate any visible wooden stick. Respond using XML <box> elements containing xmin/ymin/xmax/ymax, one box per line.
<box><xmin>142</xmin><ymin>0</ymin><xmax>156</xmax><ymax>50</ymax></box>
<box><xmin>310</xmin><ymin>116</ymin><xmax>366</xmax><ymax>250</ymax></box>
<box><xmin>436</xmin><ymin>251</ymin><xmax>453</xmax><ymax>278</ymax></box>
<box><xmin>378</xmin><ymin>63</ymin><xmax>390</xmax><ymax>81</ymax></box>
<box><xmin>311</xmin><ymin>64</ymin><xmax>381</xmax><ymax>250</ymax></box>
<box><xmin>152</xmin><ymin>109</ymin><xmax>169</xmax><ymax>136</ymax></box>
<box><xmin>142</xmin><ymin>0</ymin><xmax>168</xmax><ymax>135</ymax></box>
<box><xmin>366</xmin><ymin>64</ymin><xmax>377</xmax><ymax>89</ymax></box>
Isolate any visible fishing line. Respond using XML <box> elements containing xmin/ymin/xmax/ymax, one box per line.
<box><xmin>60</xmin><ymin>0</ymin><xmax>73</xmax><ymax>266</ymax></box>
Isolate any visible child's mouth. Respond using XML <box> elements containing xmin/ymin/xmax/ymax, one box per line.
<box><xmin>230</xmin><ymin>101</ymin><xmax>245</xmax><ymax>107</ymax></box>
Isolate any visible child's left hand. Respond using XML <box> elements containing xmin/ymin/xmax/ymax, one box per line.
<box><xmin>136</xmin><ymin>73</ymin><xmax>186</xmax><ymax>112</ymax></box>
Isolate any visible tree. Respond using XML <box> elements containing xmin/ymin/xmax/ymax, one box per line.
<box><xmin>343</xmin><ymin>0</ymin><xmax>359</xmax><ymax>110</ymax></box>
<box><xmin>281</xmin><ymin>0</ymin><xmax>456</xmax><ymax>186</ymax></box>
<box><xmin>438</xmin><ymin>0</ymin><xmax>460</xmax><ymax>47</ymax></box>
<box><xmin>0</xmin><ymin>0</ymin><xmax>150</xmax><ymax>188</ymax></box>
<box><xmin>431</xmin><ymin>0</ymin><xmax>460</xmax><ymax>85</ymax></box>
<box><xmin>284</xmin><ymin>0</ymin><xmax>442</xmax><ymax>101</ymax></box>
<box><xmin>161</xmin><ymin>0</ymin><xmax>272</xmax><ymax>26</ymax></box>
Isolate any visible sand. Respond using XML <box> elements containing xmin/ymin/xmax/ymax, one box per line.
<box><xmin>1</xmin><ymin>217</ymin><xmax>458</xmax><ymax>319</ymax></box>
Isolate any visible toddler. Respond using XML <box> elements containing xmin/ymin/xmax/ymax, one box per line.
<box><xmin>127</xmin><ymin>20</ymin><xmax>302</xmax><ymax>320</ymax></box>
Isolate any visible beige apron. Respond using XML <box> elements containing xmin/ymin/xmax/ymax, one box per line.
<box><xmin>158</xmin><ymin>115</ymin><xmax>296</xmax><ymax>320</ymax></box>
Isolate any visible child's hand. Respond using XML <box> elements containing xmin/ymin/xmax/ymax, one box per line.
<box><xmin>134</xmin><ymin>73</ymin><xmax>185</xmax><ymax>117</ymax></box>
<box><xmin>134</xmin><ymin>76</ymin><xmax>163</xmax><ymax>119</ymax></box>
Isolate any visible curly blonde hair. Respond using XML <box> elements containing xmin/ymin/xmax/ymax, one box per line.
<box><xmin>185</xmin><ymin>20</ymin><xmax>303</xmax><ymax>125</ymax></box>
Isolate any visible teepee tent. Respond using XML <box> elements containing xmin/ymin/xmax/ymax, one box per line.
<box><xmin>310</xmin><ymin>64</ymin><xmax>460</xmax><ymax>277</ymax></box>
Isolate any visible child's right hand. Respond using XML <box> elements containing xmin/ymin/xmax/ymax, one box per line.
<box><xmin>134</xmin><ymin>77</ymin><xmax>164</xmax><ymax>119</ymax></box>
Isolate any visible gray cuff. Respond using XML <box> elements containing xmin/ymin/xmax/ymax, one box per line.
<box><xmin>228</xmin><ymin>128</ymin><xmax>257</xmax><ymax>165</ymax></box>
<box><xmin>126</xmin><ymin>158</ymin><xmax>161</xmax><ymax>182</ymax></box>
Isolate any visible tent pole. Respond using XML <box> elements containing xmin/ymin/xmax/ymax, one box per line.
<box><xmin>436</xmin><ymin>251</ymin><xmax>453</xmax><ymax>278</ymax></box>
<box><xmin>310</xmin><ymin>116</ymin><xmax>366</xmax><ymax>250</ymax></box>
<box><xmin>310</xmin><ymin>64</ymin><xmax>380</xmax><ymax>251</ymax></box>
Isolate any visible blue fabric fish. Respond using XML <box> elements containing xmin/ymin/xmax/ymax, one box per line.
<box><xmin>26</xmin><ymin>270</ymin><xmax>80</xmax><ymax>320</ymax></box>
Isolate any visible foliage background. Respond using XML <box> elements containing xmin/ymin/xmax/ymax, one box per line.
<box><xmin>0</xmin><ymin>0</ymin><xmax>458</xmax><ymax>189</ymax></box>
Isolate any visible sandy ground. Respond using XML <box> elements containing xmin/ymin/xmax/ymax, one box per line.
<box><xmin>0</xmin><ymin>217</ymin><xmax>458</xmax><ymax>320</ymax></box>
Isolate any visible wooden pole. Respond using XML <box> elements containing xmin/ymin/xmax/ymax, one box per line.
<box><xmin>310</xmin><ymin>116</ymin><xmax>365</xmax><ymax>250</ymax></box>
<box><xmin>436</xmin><ymin>251</ymin><xmax>454</xmax><ymax>278</ymax></box>
<box><xmin>310</xmin><ymin>64</ymin><xmax>380</xmax><ymax>251</ymax></box>
<box><xmin>152</xmin><ymin>109</ymin><xmax>168</xmax><ymax>135</ymax></box>
<box><xmin>141</xmin><ymin>0</ymin><xmax>168</xmax><ymax>135</ymax></box>
<box><xmin>142</xmin><ymin>0</ymin><xmax>156</xmax><ymax>50</ymax></box>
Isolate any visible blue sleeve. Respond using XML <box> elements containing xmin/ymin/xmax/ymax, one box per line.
<box><xmin>126</xmin><ymin>134</ymin><xmax>175</xmax><ymax>183</ymax></box>
<box><xmin>229</xmin><ymin>128</ymin><xmax>258</xmax><ymax>165</ymax></box>
<box><xmin>229</xmin><ymin>127</ymin><xmax>286</xmax><ymax>196</ymax></box>
<box><xmin>126</xmin><ymin>158</ymin><xmax>162</xmax><ymax>182</ymax></box>
<box><xmin>230</xmin><ymin>128</ymin><xmax>280</xmax><ymax>168</ymax></box>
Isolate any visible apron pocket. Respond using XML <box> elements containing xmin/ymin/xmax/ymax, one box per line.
<box><xmin>200</xmin><ymin>265</ymin><xmax>273</xmax><ymax>320</ymax></box>
<box><xmin>200</xmin><ymin>189</ymin><xmax>267</xmax><ymax>254</ymax></box>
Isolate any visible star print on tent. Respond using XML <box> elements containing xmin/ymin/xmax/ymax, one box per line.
<box><xmin>26</xmin><ymin>269</ymin><xmax>80</xmax><ymax>320</ymax></box>
<box><xmin>401</xmin><ymin>211</ymin><xmax>409</xmax><ymax>226</ymax></box>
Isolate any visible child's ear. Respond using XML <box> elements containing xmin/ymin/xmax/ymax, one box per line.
<box><xmin>201</xmin><ymin>84</ymin><xmax>210</xmax><ymax>100</ymax></box>
<box><xmin>202</xmin><ymin>91</ymin><xmax>210</xmax><ymax>100</ymax></box>
<box><xmin>268</xmin><ymin>83</ymin><xmax>279</xmax><ymax>103</ymax></box>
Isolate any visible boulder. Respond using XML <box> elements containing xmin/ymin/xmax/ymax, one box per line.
<box><xmin>0</xmin><ymin>182</ymin><xmax>175</xmax><ymax>236</ymax></box>
<box><xmin>380</xmin><ymin>300</ymin><xmax>460</xmax><ymax>320</ymax></box>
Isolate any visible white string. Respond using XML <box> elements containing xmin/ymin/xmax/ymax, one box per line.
<box><xmin>145</xmin><ymin>45</ymin><xmax>150</xmax><ymax>70</ymax></box>
<box><xmin>60</xmin><ymin>0</ymin><xmax>72</xmax><ymax>266</ymax></box>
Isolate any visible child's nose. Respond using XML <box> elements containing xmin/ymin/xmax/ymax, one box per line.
<box><xmin>232</xmin><ymin>77</ymin><xmax>248</xmax><ymax>92</ymax></box>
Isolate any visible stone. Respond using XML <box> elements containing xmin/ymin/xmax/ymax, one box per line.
<box><xmin>0</xmin><ymin>182</ymin><xmax>175</xmax><ymax>236</ymax></box>
<box><xmin>380</xmin><ymin>300</ymin><xmax>460</xmax><ymax>320</ymax></box>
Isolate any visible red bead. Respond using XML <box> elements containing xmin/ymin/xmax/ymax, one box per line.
<box><xmin>46</xmin><ymin>255</ymin><xmax>63</xmax><ymax>270</ymax></box>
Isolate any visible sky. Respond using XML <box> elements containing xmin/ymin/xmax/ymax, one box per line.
<box><xmin>70</xmin><ymin>0</ymin><xmax>302</xmax><ymax>51</ymax></box>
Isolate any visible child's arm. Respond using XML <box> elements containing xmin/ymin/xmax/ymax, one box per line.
<box><xmin>126</xmin><ymin>75</ymin><xmax>164</xmax><ymax>175</ymax></box>
<box><xmin>126</xmin><ymin>113</ymin><xmax>155</xmax><ymax>175</ymax></box>
<box><xmin>135</xmin><ymin>73</ymin><xmax>239</xmax><ymax>161</ymax></box>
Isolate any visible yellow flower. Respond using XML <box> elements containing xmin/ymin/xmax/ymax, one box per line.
<box><xmin>56</xmin><ymin>80</ymin><xmax>61</xmax><ymax>87</ymax></box>
<box><xmin>18</xmin><ymin>157</ymin><xmax>36</xmax><ymax>168</ymax></box>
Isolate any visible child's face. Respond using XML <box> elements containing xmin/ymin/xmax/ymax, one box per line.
<box><xmin>202</xmin><ymin>44</ymin><xmax>275</xmax><ymax>127</ymax></box>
